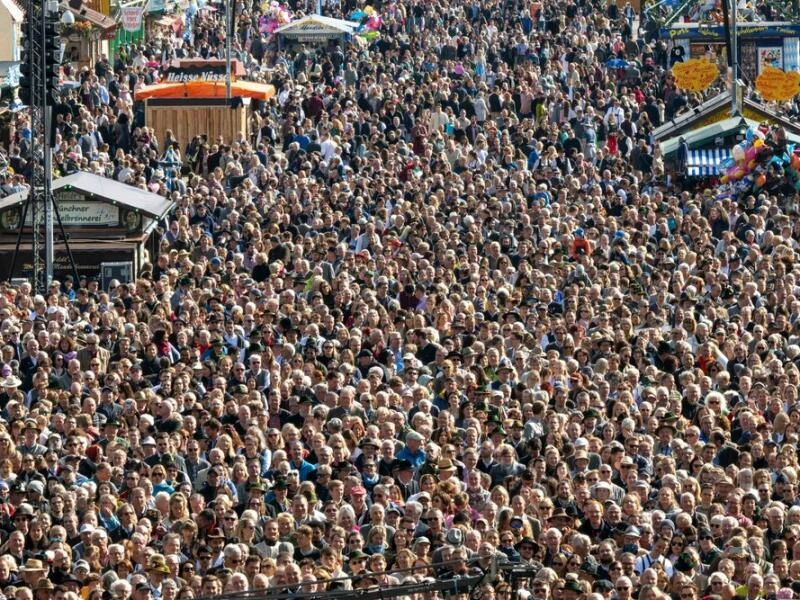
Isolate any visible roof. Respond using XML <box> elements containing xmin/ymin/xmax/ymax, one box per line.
<box><xmin>136</xmin><ymin>80</ymin><xmax>276</xmax><ymax>100</ymax></box>
<box><xmin>652</xmin><ymin>94</ymin><xmax>730</xmax><ymax>142</ymax></box>
<box><xmin>660</xmin><ymin>116</ymin><xmax>747</xmax><ymax>156</ymax></box>
<box><xmin>0</xmin><ymin>0</ymin><xmax>24</xmax><ymax>23</ymax></box>
<box><xmin>62</xmin><ymin>2</ymin><xmax>117</xmax><ymax>30</ymax></box>
<box><xmin>660</xmin><ymin>116</ymin><xmax>800</xmax><ymax>156</ymax></box>
<box><xmin>653</xmin><ymin>93</ymin><xmax>800</xmax><ymax>142</ymax></box>
<box><xmin>0</xmin><ymin>172</ymin><xmax>174</xmax><ymax>219</ymax></box>
<box><xmin>275</xmin><ymin>15</ymin><xmax>359</xmax><ymax>37</ymax></box>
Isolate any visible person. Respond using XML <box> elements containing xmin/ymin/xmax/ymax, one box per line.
<box><xmin>3</xmin><ymin>0</ymin><xmax>800</xmax><ymax>597</ymax></box>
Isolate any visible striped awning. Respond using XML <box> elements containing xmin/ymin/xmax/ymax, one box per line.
<box><xmin>687</xmin><ymin>148</ymin><xmax>731</xmax><ymax>177</ymax></box>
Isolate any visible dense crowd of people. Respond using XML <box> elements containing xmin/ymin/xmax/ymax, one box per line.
<box><xmin>0</xmin><ymin>0</ymin><xmax>799</xmax><ymax>598</ymax></box>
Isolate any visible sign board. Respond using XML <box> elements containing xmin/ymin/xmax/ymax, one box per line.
<box><xmin>672</xmin><ymin>58</ymin><xmax>719</xmax><ymax>92</ymax></box>
<box><xmin>758</xmin><ymin>47</ymin><xmax>784</xmax><ymax>71</ymax></box>
<box><xmin>0</xmin><ymin>248</ymin><xmax>135</xmax><ymax>281</ymax></box>
<box><xmin>164</xmin><ymin>60</ymin><xmax>244</xmax><ymax>83</ymax></box>
<box><xmin>101</xmin><ymin>262</ymin><xmax>133</xmax><ymax>289</ymax></box>
<box><xmin>121</xmin><ymin>6</ymin><xmax>144</xmax><ymax>31</ymax></box>
<box><xmin>22</xmin><ymin>201</ymin><xmax>120</xmax><ymax>227</ymax></box>
<box><xmin>279</xmin><ymin>22</ymin><xmax>351</xmax><ymax>40</ymax></box>
<box><xmin>663</xmin><ymin>24</ymin><xmax>800</xmax><ymax>40</ymax></box>
<box><xmin>755</xmin><ymin>66</ymin><xmax>800</xmax><ymax>101</ymax></box>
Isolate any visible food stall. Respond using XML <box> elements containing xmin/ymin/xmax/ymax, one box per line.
<box><xmin>275</xmin><ymin>15</ymin><xmax>358</xmax><ymax>51</ymax></box>
<box><xmin>656</xmin><ymin>92</ymin><xmax>800</xmax><ymax>183</ymax></box>
<box><xmin>60</xmin><ymin>3</ymin><xmax>117</xmax><ymax>70</ymax></box>
<box><xmin>136</xmin><ymin>79</ymin><xmax>275</xmax><ymax>147</ymax></box>
<box><xmin>0</xmin><ymin>172</ymin><xmax>174</xmax><ymax>281</ymax></box>
<box><xmin>659</xmin><ymin>0</ymin><xmax>800</xmax><ymax>80</ymax></box>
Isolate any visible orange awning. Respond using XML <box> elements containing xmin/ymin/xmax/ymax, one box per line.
<box><xmin>136</xmin><ymin>80</ymin><xmax>276</xmax><ymax>101</ymax></box>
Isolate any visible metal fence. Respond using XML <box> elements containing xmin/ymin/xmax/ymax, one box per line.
<box><xmin>197</xmin><ymin>556</ymin><xmax>540</xmax><ymax>600</ymax></box>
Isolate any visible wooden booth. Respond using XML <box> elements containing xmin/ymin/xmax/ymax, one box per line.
<box><xmin>60</xmin><ymin>3</ymin><xmax>117</xmax><ymax>71</ymax></box>
<box><xmin>0</xmin><ymin>172</ymin><xmax>175</xmax><ymax>282</ymax></box>
<box><xmin>655</xmin><ymin>92</ymin><xmax>800</xmax><ymax>182</ymax></box>
<box><xmin>137</xmin><ymin>77</ymin><xmax>275</xmax><ymax>148</ymax></box>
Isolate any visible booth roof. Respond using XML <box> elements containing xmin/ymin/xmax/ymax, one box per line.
<box><xmin>135</xmin><ymin>80</ymin><xmax>276</xmax><ymax>100</ymax></box>
<box><xmin>0</xmin><ymin>172</ymin><xmax>175</xmax><ymax>219</ymax></box>
<box><xmin>654</xmin><ymin>93</ymin><xmax>800</xmax><ymax>144</ymax></box>
<box><xmin>660</xmin><ymin>116</ymin><xmax>800</xmax><ymax>156</ymax></box>
<box><xmin>275</xmin><ymin>14</ymin><xmax>360</xmax><ymax>36</ymax></box>
<box><xmin>61</xmin><ymin>2</ymin><xmax>116</xmax><ymax>31</ymax></box>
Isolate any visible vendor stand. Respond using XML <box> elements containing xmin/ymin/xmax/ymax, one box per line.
<box><xmin>60</xmin><ymin>3</ymin><xmax>117</xmax><ymax>70</ymax></box>
<box><xmin>658</xmin><ymin>0</ymin><xmax>800</xmax><ymax>80</ymax></box>
<box><xmin>275</xmin><ymin>15</ymin><xmax>358</xmax><ymax>52</ymax></box>
<box><xmin>657</xmin><ymin>95</ymin><xmax>800</xmax><ymax>188</ymax></box>
<box><xmin>0</xmin><ymin>172</ymin><xmax>174</xmax><ymax>281</ymax></box>
<box><xmin>136</xmin><ymin>79</ymin><xmax>275</xmax><ymax>147</ymax></box>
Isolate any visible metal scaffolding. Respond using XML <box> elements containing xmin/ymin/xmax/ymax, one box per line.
<box><xmin>9</xmin><ymin>0</ymin><xmax>79</xmax><ymax>293</ymax></box>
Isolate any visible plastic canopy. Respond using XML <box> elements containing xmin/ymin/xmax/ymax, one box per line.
<box><xmin>136</xmin><ymin>80</ymin><xmax>276</xmax><ymax>101</ymax></box>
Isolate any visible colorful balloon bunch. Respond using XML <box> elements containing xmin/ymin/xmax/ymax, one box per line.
<box><xmin>259</xmin><ymin>1</ymin><xmax>293</xmax><ymax>35</ymax></box>
<box><xmin>352</xmin><ymin>6</ymin><xmax>382</xmax><ymax>35</ymax></box>
<box><xmin>716</xmin><ymin>125</ymin><xmax>800</xmax><ymax>197</ymax></box>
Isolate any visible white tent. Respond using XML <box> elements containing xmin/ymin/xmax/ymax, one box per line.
<box><xmin>275</xmin><ymin>15</ymin><xmax>359</xmax><ymax>42</ymax></box>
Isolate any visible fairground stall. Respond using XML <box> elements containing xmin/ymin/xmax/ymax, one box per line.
<box><xmin>657</xmin><ymin>0</ymin><xmax>800</xmax><ymax>79</ymax></box>
<box><xmin>0</xmin><ymin>172</ymin><xmax>174</xmax><ymax>281</ymax></box>
<box><xmin>136</xmin><ymin>78</ymin><xmax>275</xmax><ymax>148</ymax></box>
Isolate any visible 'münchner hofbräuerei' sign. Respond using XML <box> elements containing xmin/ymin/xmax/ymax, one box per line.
<box><xmin>164</xmin><ymin>59</ymin><xmax>244</xmax><ymax>83</ymax></box>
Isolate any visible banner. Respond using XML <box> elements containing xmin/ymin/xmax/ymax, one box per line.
<box><xmin>164</xmin><ymin>59</ymin><xmax>244</xmax><ymax>82</ymax></box>
<box><xmin>755</xmin><ymin>66</ymin><xmax>800</xmax><ymax>102</ymax></box>
<box><xmin>121</xmin><ymin>6</ymin><xmax>144</xmax><ymax>31</ymax></box>
<box><xmin>672</xmin><ymin>58</ymin><xmax>719</xmax><ymax>92</ymax></box>
<box><xmin>25</xmin><ymin>202</ymin><xmax>120</xmax><ymax>227</ymax></box>
<box><xmin>758</xmin><ymin>47</ymin><xmax>783</xmax><ymax>72</ymax></box>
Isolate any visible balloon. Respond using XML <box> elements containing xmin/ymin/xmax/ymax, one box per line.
<box><xmin>745</xmin><ymin>146</ymin><xmax>758</xmax><ymax>161</ymax></box>
<box><xmin>733</xmin><ymin>167</ymin><xmax>745</xmax><ymax>180</ymax></box>
<box><xmin>746</xmin><ymin>127</ymin><xmax>755</xmax><ymax>143</ymax></box>
<box><xmin>732</xmin><ymin>144</ymin><xmax>746</xmax><ymax>163</ymax></box>
<box><xmin>364</xmin><ymin>5</ymin><xmax>374</xmax><ymax>15</ymax></box>
<box><xmin>753</xmin><ymin>139</ymin><xmax>764</xmax><ymax>149</ymax></box>
<box><xmin>756</xmin><ymin>174</ymin><xmax>766</xmax><ymax>188</ymax></box>
<box><xmin>720</xmin><ymin>175</ymin><xmax>728</xmax><ymax>184</ymax></box>
<box><xmin>748</xmin><ymin>159</ymin><xmax>757</xmax><ymax>171</ymax></box>
<box><xmin>791</xmin><ymin>155</ymin><xmax>800</xmax><ymax>171</ymax></box>
<box><xmin>719</xmin><ymin>157</ymin><xmax>735</xmax><ymax>171</ymax></box>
